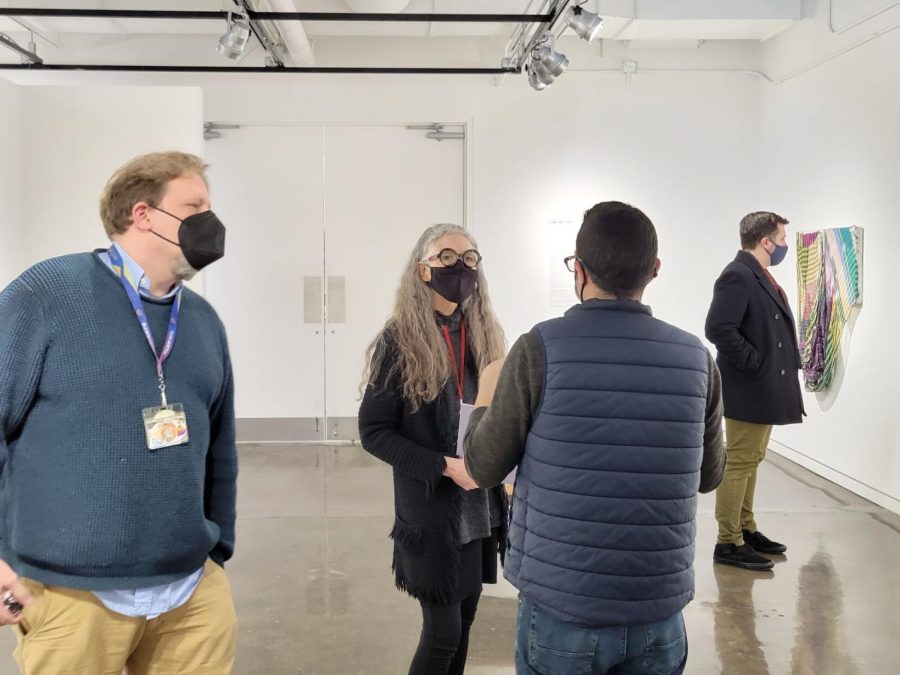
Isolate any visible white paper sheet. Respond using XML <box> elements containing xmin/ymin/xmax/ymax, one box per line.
<box><xmin>457</xmin><ymin>403</ymin><xmax>517</xmax><ymax>485</ymax></box>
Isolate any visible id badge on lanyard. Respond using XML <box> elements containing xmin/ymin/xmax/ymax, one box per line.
<box><xmin>108</xmin><ymin>247</ymin><xmax>190</xmax><ymax>450</ymax></box>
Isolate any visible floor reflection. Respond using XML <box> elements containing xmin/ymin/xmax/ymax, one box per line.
<box><xmin>713</xmin><ymin>562</ymin><xmax>774</xmax><ymax>675</ymax></box>
<box><xmin>791</xmin><ymin>548</ymin><xmax>861</xmax><ymax>675</ymax></box>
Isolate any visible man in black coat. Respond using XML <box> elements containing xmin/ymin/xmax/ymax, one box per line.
<box><xmin>705</xmin><ymin>211</ymin><xmax>804</xmax><ymax>571</ymax></box>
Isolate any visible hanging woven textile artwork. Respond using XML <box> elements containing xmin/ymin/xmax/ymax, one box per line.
<box><xmin>795</xmin><ymin>226</ymin><xmax>864</xmax><ymax>392</ymax></box>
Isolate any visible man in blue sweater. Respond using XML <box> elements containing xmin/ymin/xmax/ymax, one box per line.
<box><xmin>0</xmin><ymin>151</ymin><xmax>238</xmax><ymax>674</ymax></box>
<box><xmin>464</xmin><ymin>202</ymin><xmax>725</xmax><ymax>674</ymax></box>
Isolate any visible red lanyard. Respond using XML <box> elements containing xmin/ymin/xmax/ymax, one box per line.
<box><xmin>442</xmin><ymin>321</ymin><xmax>466</xmax><ymax>401</ymax></box>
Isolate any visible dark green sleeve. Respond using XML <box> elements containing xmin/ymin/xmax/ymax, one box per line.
<box><xmin>699</xmin><ymin>349</ymin><xmax>726</xmax><ymax>494</ymax></box>
<box><xmin>463</xmin><ymin>331</ymin><xmax>545</xmax><ymax>487</ymax></box>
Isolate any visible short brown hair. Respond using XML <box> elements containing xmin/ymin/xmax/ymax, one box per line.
<box><xmin>99</xmin><ymin>151</ymin><xmax>208</xmax><ymax>237</ymax></box>
<box><xmin>739</xmin><ymin>211</ymin><xmax>789</xmax><ymax>250</ymax></box>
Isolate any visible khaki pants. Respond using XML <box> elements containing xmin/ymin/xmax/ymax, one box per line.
<box><xmin>715</xmin><ymin>418</ymin><xmax>773</xmax><ymax>545</ymax></box>
<box><xmin>13</xmin><ymin>559</ymin><xmax>236</xmax><ymax>675</ymax></box>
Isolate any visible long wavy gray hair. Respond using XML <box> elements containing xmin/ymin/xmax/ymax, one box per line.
<box><xmin>362</xmin><ymin>223</ymin><xmax>507</xmax><ymax>412</ymax></box>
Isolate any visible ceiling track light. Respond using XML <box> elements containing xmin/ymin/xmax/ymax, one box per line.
<box><xmin>527</xmin><ymin>36</ymin><xmax>568</xmax><ymax>90</ymax></box>
<box><xmin>526</xmin><ymin>64</ymin><xmax>547</xmax><ymax>90</ymax></box>
<box><xmin>566</xmin><ymin>5</ymin><xmax>604</xmax><ymax>43</ymax></box>
<box><xmin>217</xmin><ymin>10</ymin><xmax>252</xmax><ymax>60</ymax></box>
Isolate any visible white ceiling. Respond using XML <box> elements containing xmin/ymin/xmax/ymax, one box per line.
<box><xmin>0</xmin><ymin>0</ymin><xmax>804</xmax><ymax>65</ymax></box>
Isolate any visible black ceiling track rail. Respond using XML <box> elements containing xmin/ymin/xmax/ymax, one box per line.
<box><xmin>0</xmin><ymin>7</ymin><xmax>544</xmax><ymax>75</ymax></box>
<box><xmin>0</xmin><ymin>63</ymin><xmax>522</xmax><ymax>75</ymax></box>
<box><xmin>0</xmin><ymin>9</ymin><xmax>554</xmax><ymax>23</ymax></box>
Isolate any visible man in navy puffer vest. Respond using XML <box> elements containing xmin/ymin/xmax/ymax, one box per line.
<box><xmin>464</xmin><ymin>202</ymin><xmax>725</xmax><ymax>675</ymax></box>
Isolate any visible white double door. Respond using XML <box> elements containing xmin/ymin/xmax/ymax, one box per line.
<box><xmin>205</xmin><ymin>125</ymin><xmax>464</xmax><ymax>441</ymax></box>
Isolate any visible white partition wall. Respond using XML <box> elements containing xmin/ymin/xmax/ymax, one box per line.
<box><xmin>17</xmin><ymin>85</ymin><xmax>204</xmax><ymax>280</ymax></box>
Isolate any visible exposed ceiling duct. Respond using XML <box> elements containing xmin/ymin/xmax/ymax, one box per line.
<box><xmin>344</xmin><ymin>1</ymin><xmax>414</xmax><ymax>11</ymax></box>
<box><xmin>257</xmin><ymin>0</ymin><xmax>315</xmax><ymax>66</ymax></box>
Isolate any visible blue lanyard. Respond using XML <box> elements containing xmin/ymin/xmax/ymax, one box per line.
<box><xmin>107</xmin><ymin>246</ymin><xmax>181</xmax><ymax>405</ymax></box>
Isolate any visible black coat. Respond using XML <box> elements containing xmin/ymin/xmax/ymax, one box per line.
<box><xmin>358</xmin><ymin>315</ymin><xmax>508</xmax><ymax>604</ymax></box>
<box><xmin>705</xmin><ymin>251</ymin><xmax>805</xmax><ymax>425</ymax></box>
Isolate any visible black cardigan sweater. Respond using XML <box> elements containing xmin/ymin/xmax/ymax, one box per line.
<box><xmin>358</xmin><ymin>313</ymin><xmax>508</xmax><ymax>604</ymax></box>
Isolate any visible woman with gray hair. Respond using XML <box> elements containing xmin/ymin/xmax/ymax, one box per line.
<box><xmin>359</xmin><ymin>223</ymin><xmax>508</xmax><ymax>675</ymax></box>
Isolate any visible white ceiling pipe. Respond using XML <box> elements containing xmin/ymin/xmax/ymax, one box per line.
<box><xmin>344</xmin><ymin>1</ymin><xmax>414</xmax><ymax>11</ymax></box>
<box><xmin>259</xmin><ymin>0</ymin><xmax>314</xmax><ymax>66</ymax></box>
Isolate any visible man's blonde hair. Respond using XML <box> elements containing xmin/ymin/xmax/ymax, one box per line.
<box><xmin>99</xmin><ymin>151</ymin><xmax>208</xmax><ymax>237</ymax></box>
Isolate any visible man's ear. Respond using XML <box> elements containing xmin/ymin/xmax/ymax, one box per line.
<box><xmin>130</xmin><ymin>201</ymin><xmax>153</xmax><ymax>233</ymax></box>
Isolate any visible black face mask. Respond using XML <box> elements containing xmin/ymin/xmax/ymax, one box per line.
<box><xmin>428</xmin><ymin>261</ymin><xmax>478</xmax><ymax>304</ymax></box>
<box><xmin>150</xmin><ymin>207</ymin><xmax>226</xmax><ymax>271</ymax></box>
<box><xmin>572</xmin><ymin>258</ymin><xmax>589</xmax><ymax>303</ymax></box>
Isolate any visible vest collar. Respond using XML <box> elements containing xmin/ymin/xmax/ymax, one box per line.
<box><xmin>566</xmin><ymin>298</ymin><xmax>653</xmax><ymax>318</ymax></box>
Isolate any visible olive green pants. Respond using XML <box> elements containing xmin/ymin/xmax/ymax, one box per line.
<box><xmin>715</xmin><ymin>418</ymin><xmax>773</xmax><ymax>545</ymax></box>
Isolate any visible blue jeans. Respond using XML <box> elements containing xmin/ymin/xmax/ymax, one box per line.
<box><xmin>515</xmin><ymin>595</ymin><xmax>688</xmax><ymax>675</ymax></box>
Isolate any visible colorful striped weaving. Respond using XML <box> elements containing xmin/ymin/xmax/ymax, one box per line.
<box><xmin>796</xmin><ymin>227</ymin><xmax>863</xmax><ymax>392</ymax></box>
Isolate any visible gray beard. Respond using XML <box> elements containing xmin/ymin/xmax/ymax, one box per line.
<box><xmin>171</xmin><ymin>254</ymin><xmax>199</xmax><ymax>281</ymax></box>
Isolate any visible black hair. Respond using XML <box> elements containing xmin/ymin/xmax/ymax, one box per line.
<box><xmin>575</xmin><ymin>201</ymin><xmax>658</xmax><ymax>298</ymax></box>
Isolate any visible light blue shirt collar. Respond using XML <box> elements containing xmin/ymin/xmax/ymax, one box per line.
<box><xmin>101</xmin><ymin>242</ymin><xmax>183</xmax><ymax>300</ymax></box>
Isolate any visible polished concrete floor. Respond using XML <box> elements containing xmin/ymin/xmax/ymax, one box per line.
<box><xmin>2</xmin><ymin>445</ymin><xmax>899</xmax><ymax>674</ymax></box>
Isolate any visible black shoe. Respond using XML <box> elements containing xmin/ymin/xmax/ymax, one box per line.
<box><xmin>714</xmin><ymin>543</ymin><xmax>775</xmax><ymax>570</ymax></box>
<box><xmin>742</xmin><ymin>530</ymin><xmax>787</xmax><ymax>554</ymax></box>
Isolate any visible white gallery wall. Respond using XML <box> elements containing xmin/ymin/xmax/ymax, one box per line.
<box><xmin>188</xmin><ymin>68</ymin><xmax>762</xmax><ymax>446</ymax></box>
<box><xmin>758</xmin><ymin>2</ymin><xmax>900</xmax><ymax>512</ymax></box>
<box><xmin>0</xmin><ymin>0</ymin><xmax>896</xmax><ymax>511</ymax></box>
<box><xmin>0</xmin><ymin>78</ymin><xmax>23</xmax><ymax>287</ymax></box>
<box><xmin>194</xmin><ymin>70</ymin><xmax>762</xmax><ymax>345</ymax></box>
<box><xmin>173</xmin><ymin>40</ymin><xmax>900</xmax><ymax>513</ymax></box>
